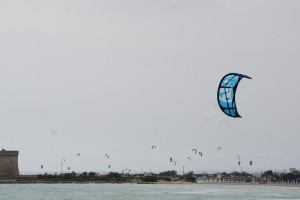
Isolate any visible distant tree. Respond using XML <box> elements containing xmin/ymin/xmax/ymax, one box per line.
<box><xmin>71</xmin><ymin>171</ymin><xmax>77</xmax><ymax>177</ymax></box>
<box><xmin>241</xmin><ymin>172</ymin><xmax>252</xmax><ymax>177</ymax></box>
<box><xmin>106</xmin><ymin>172</ymin><xmax>121</xmax><ymax>179</ymax></box>
<box><xmin>262</xmin><ymin>170</ymin><xmax>273</xmax><ymax>178</ymax></box>
<box><xmin>230</xmin><ymin>171</ymin><xmax>241</xmax><ymax>177</ymax></box>
<box><xmin>221</xmin><ymin>172</ymin><xmax>227</xmax><ymax>176</ymax></box>
<box><xmin>282</xmin><ymin>173</ymin><xmax>298</xmax><ymax>180</ymax></box>
<box><xmin>159</xmin><ymin>170</ymin><xmax>177</xmax><ymax>176</ymax></box>
<box><xmin>140</xmin><ymin>176</ymin><xmax>157</xmax><ymax>182</ymax></box>
<box><xmin>89</xmin><ymin>172</ymin><xmax>96</xmax><ymax>177</ymax></box>
<box><xmin>62</xmin><ymin>173</ymin><xmax>74</xmax><ymax>179</ymax></box>
<box><xmin>81</xmin><ymin>172</ymin><xmax>88</xmax><ymax>177</ymax></box>
<box><xmin>186</xmin><ymin>171</ymin><xmax>194</xmax><ymax>177</ymax></box>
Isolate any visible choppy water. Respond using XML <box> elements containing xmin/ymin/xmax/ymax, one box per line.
<box><xmin>0</xmin><ymin>183</ymin><xmax>299</xmax><ymax>200</ymax></box>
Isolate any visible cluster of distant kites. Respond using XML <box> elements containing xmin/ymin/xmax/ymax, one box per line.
<box><xmin>40</xmin><ymin>73</ymin><xmax>253</xmax><ymax>171</ymax></box>
<box><xmin>168</xmin><ymin>148</ymin><xmax>253</xmax><ymax>167</ymax></box>
<box><xmin>41</xmin><ymin>153</ymin><xmax>112</xmax><ymax>170</ymax></box>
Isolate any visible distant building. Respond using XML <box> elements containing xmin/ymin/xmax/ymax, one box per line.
<box><xmin>0</xmin><ymin>149</ymin><xmax>19</xmax><ymax>176</ymax></box>
<box><xmin>252</xmin><ymin>173</ymin><xmax>262</xmax><ymax>178</ymax></box>
<box><xmin>289</xmin><ymin>168</ymin><xmax>298</xmax><ymax>173</ymax></box>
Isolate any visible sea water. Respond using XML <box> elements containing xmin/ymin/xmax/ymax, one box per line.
<box><xmin>0</xmin><ymin>183</ymin><xmax>299</xmax><ymax>200</ymax></box>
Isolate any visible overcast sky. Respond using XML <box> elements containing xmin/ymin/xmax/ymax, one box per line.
<box><xmin>0</xmin><ymin>0</ymin><xmax>299</xmax><ymax>174</ymax></box>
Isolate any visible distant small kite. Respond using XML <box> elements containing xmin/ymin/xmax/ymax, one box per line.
<box><xmin>249</xmin><ymin>161</ymin><xmax>253</xmax><ymax>166</ymax></box>
<box><xmin>152</xmin><ymin>145</ymin><xmax>156</xmax><ymax>149</ymax></box>
<box><xmin>187</xmin><ymin>157</ymin><xmax>191</xmax><ymax>161</ymax></box>
<box><xmin>217</xmin><ymin>73</ymin><xmax>252</xmax><ymax>117</ymax></box>
<box><xmin>217</xmin><ymin>147</ymin><xmax>222</xmax><ymax>151</ymax></box>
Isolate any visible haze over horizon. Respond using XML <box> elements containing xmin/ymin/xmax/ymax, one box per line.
<box><xmin>0</xmin><ymin>0</ymin><xmax>299</xmax><ymax>174</ymax></box>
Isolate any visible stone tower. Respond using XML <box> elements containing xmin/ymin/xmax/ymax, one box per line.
<box><xmin>0</xmin><ymin>149</ymin><xmax>19</xmax><ymax>176</ymax></box>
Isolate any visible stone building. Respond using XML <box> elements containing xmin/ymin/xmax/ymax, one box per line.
<box><xmin>0</xmin><ymin>149</ymin><xmax>19</xmax><ymax>176</ymax></box>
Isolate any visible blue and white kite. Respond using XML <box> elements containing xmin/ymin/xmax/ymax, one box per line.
<box><xmin>217</xmin><ymin>73</ymin><xmax>251</xmax><ymax>118</ymax></box>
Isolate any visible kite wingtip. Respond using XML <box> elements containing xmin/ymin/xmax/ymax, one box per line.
<box><xmin>244</xmin><ymin>75</ymin><xmax>252</xmax><ymax>79</ymax></box>
<box><xmin>232</xmin><ymin>115</ymin><xmax>242</xmax><ymax>118</ymax></box>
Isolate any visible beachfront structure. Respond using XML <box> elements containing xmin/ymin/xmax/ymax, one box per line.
<box><xmin>252</xmin><ymin>172</ymin><xmax>262</xmax><ymax>178</ymax></box>
<box><xmin>289</xmin><ymin>168</ymin><xmax>298</xmax><ymax>173</ymax></box>
<box><xmin>0</xmin><ymin>149</ymin><xmax>19</xmax><ymax>176</ymax></box>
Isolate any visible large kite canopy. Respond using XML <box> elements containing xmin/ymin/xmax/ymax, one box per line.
<box><xmin>217</xmin><ymin>73</ymin><xmax>252</xmax><ymax>118</ymax></box>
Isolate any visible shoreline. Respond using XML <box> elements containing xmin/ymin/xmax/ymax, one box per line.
<box><xmin>1</xmin><ymin>179</ymin><xmax>299</xmax><ymax>187</ymax></box>
<box><xmin>195</xmin><ymin>182</ymin><xmax>300</xmax><ymax>187</ymax></box>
